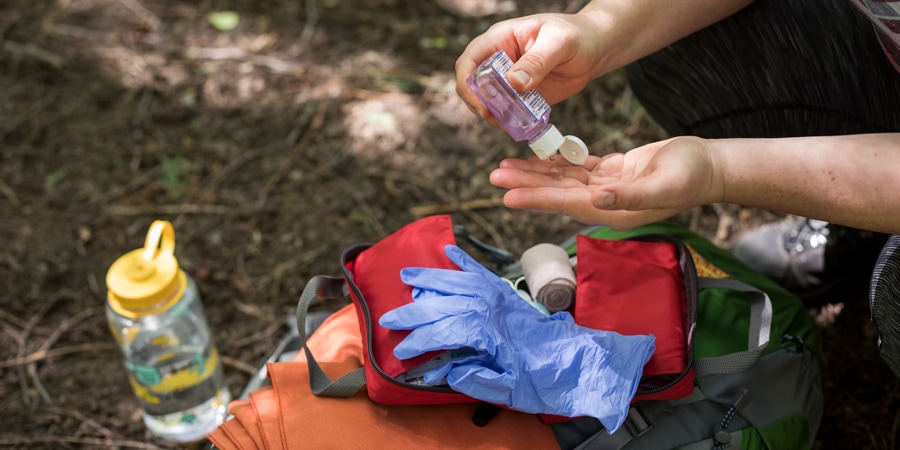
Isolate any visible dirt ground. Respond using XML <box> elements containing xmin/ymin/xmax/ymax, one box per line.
<box><xmin>1</xmin><ymin>1</ymin><xmax>898</xmax><ymax>449</ymax></box>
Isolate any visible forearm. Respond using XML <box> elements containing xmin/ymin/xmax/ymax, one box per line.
<box><xmin>712</xmin><ymin>134</ymin><xmax>900</xmax><ymax>234</ymax></box>
<box><xmin>577</xmin><ymin>0</ymin><xmax>753</xmax><ymax>76</ymax></box>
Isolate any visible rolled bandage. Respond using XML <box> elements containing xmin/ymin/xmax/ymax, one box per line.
<box><xmin>520</xmin><ymin>243</ymin><xmax>577</xmax><ymax>313</ymax></box>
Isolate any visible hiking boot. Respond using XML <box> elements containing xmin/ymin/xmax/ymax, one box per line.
<box><xmin>870</xmin><ymin>235</ymin><xmax>900</xmax><ymax>378</ymax></box>
<box><xmin>730</xmin><ymin>217</ymin><xmax>888</xmax><ymax>296</ymax></box>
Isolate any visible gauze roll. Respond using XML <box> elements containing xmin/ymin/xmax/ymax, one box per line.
<box><xmin>520</xmin><ymin>243</ymin><xmax>576</xmax><ymax>313</ymax></box>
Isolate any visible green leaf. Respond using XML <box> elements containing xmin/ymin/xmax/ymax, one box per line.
<box><xmin>208</xmin><ymin>11</ymin><xmax>240</xmax><ymax>31</ymax></box>
<box><xmin>45</xmin><ymin>168</ymin><xmax>67</xmax><ymax>187</ymax></box>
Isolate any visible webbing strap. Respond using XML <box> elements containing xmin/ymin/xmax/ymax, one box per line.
<box><xmin>296</xmin><ymin>275</ymin><xmax>367</xmax><ymax>397</ymax></box>
<box><xmin>694</xmin><ymin>277</ymin><xmax>773</xmax><ymax>376</ymax></box>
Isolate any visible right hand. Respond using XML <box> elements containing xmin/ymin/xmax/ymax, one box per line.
<box><xmin>455</xmin><ymin>12</ymin><xmax>607</xmax><ymax>125</ymax></box>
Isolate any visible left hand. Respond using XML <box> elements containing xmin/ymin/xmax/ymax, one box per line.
<box><xmin>489</xmin><ymin>136</ymin><xmax>723</xmax><ymax>230</ymax></box>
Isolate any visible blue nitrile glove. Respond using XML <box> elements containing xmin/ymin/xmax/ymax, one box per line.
<box><xmin>379</xmin><ymin>244</ymin><xmax>656</xmax><ymax>433</ymax></box>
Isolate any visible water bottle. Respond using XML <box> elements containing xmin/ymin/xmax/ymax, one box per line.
<box><xmin>105</xmin><ymin>220</ymin><xmax>230</xmax><ymax>443</ymax></box>
<box><xmin>467</xmin><ymin>49</ymin><xmax>588</xmax><ymax>165</ymax></box>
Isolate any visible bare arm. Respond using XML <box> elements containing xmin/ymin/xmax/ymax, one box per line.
<box><xmin>490</xmin><ymin>134</ymin><xmax>900</xmax><ymax>234</ymax></box>
<box><xmin>455</xmin><ymin>0</ymin><xmax>753</xmax><ymax>119</ymax></box>
<box><xmin>714</xmin><ymin>134</ymin><xmax>900</xmax><ymax>234</ymax></box>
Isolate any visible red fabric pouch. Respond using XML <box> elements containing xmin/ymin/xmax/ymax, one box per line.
<box><xmin>339</xmin><ymin>214</ymin><xmax>480</xmax><ymax>405</ymax></box>
<box><xmin>573</xmin><ymin>234</ymin><xmax>697</xmax><ymax>402</ymax></box>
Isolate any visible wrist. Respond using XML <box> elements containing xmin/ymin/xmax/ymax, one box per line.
<box><xmin>703</xmin><ymin>138</ymin><xmax>729</xmax><ymax>204</ymax></box>
<box><xmin>575</xmin><ymin>2</ymin><xmax>626</xmax><ymax>78</ymax></box>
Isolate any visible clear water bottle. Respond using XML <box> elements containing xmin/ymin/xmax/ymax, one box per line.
<box><xmin>105</xmin><ymin>220</ymin><xmax>230</xmax><ymax>443</ymax></box>
<box><xmin>467</xmin><ymin>49</ymin><xmax>588</xmax><ymax>165</ymax></box>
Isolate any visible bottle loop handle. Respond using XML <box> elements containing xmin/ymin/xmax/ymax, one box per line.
<box><xmin>142</xmin><ymin>220</ymin><xmax>176</xmax><ymax>262</ymax></box>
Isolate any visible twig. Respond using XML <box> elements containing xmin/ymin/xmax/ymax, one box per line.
<box><xmin>0</xmin><ymin>342</ymin><xmax>118</xmax><ymax>368</ymax></box>
<box><xmin>364</xmin><ymin>168</ymin><xmax>508</xmax><ymax>249</ymax></box>
<box><xmin>230</xmin><ymin>299</ymin><xmax>277</xmax><ymax>323</ymax></box>
<box><xmin>221</xmin><ymin>355</ymin><xmax>258</xmax><ymax>376</ymax></box>
<box><xmin>105</xmin><ymin>203</ymin><xmax>258</xmax><ymax>216</ymax></box>
<box><xmin>193</xmin><ymin>145</ymin><xmax>273</xmax><ymax>201</ymax></box>
<box><xmin>37</xmin><ymin>308</ymin><xmax>101</xmax><ymax>354</ymax></box>
<box><xmin>0</xmin><ymin>174</ymin><xmax>20</xmax><ymax>207</ymax></box>
<box><xmin>15</xmin><ymin>290</ymin><xmax>67</xmax><ymax>407</ymax></box>
<box><xmin>23</xmin><ymin>307</ymin><xmax>103</xmax><ymax>404</ymax></box>
<box><xmin>45</xmin><ymin>406</ymin><xmax>121</xmax><ymax>439</ymax></box>
<box><xmin>2</xmin><ymin>40</ymin><xmax>65</xmax><ymax>69</ymax></box>
<box><xmin>255</xmin><ymin>245</ymin><xmax>330</xmax><ymax>287</ymax></box>
<box><xmin>298</xmin><ymin>0</ymin><xmax>319</xmax><ymax>54</ymax></box>
<box><xmin>409</xmin><ymin>197</ymin><xmax>506</xmax><ymax>216</ymax></box>
<box><xmin>185</xmin><ymin>47</ymin><xmax>304</xmax><ymax>74</ymax></box>
<box><xmin>115</xmin><ymin>0</ymin><xmax>161</xmax><ymax>30</ymax></box>
<box><xmin>27</xmin><ymin>364</ymin><xmax>51</xmax><ymax>404</ymax></box>
<box><xmin>0</xmin><ymin>307</ymin><xmax>28</xmax><ymax>329</ymax></box>
<box><xmin>231</xmin><ymin>318</ymin><xmax>282</xmax><ymax>347</ymax></box>
<box><xmin>0</xmin><ymin>436</ymin><xmax>167</xmax><ymax>450</ymax></box>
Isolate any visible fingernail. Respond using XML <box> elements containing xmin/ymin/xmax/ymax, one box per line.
<box><xmin>508</xmin><ymin>70</ymin><xmax>531</xmax><ymax>89</ymax></box>
<box><xmin>595</xmin><ymin>192</ymin><xmax>616</xmax><ymax>208</ymax></box>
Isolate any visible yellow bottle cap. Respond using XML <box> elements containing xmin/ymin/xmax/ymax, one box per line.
<box><xmin>107</xmin><ymin>220</ymin><xmax>185</xmax><ymax>317</ymax></box>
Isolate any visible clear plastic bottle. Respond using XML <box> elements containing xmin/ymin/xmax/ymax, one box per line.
<box><xmin>467</xmin><ymin>49</ymin><xmax>588</xmax><ymax>165</ymax></box>
<box><xmin>105</xmin><ymin>220</ymin><xmax>230</xmax><ymax>443</ymax></box>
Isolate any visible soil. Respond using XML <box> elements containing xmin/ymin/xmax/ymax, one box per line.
<box><xmin>1</xmin><ymin>1</ymin><xmax>897</xmax><ymax>449</ymax></box>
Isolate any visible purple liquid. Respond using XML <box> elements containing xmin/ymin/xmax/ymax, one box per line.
<box><xmin>466</xmin><ymin>51</ymin><xmax>554</xmax><ymax>144</ymax></box>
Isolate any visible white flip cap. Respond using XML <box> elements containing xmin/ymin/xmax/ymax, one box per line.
<box><xmin>558</xmin><ymin>135</ymin><xmax>588</xmax><ymax>165</ymax></box>
<box><xmin>528</xmin><ymin>125</ymin><xmax>588</xmax><ymax>165</ymax></box>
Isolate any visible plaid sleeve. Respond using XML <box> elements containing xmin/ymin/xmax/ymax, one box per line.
<box><xmin>850</xmin><ymin>0</ymin><xmax>900</xmax><ymax>73</ymax></box>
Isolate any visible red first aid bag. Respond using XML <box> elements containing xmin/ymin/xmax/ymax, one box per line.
<box><xmin>298</xmin><ymin>214</ymin><xmax>481</xmax><ymax>406</ymax></box>
<box><xmin>573</xmin><ymin>234</ymin><xmax>697</xmax><ymax>401</ymax></box>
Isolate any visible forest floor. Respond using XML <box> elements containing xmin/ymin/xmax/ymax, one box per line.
<box><xmin>1</xmin><ymin>1</ymin><xmax>897</xmax><ymax>448</ymax></box>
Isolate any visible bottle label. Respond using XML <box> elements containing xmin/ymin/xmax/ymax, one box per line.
<box><xmin>125</xmin><ymin>346</ymin><xmax>223</xmax><ymax>415</ymax></box>
<box><xmin>489</xmin><ymin>51</ymin><xmax>550</xmax><ymax>119</ymax></box>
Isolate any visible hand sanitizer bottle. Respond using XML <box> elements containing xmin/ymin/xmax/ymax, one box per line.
<box><xmin>467</xmin><ymin>50</ymin><xmax>588</xmax><ymax>165</ymax></box>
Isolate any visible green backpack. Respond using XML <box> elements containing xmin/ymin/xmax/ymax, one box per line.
<box><xmin>512</xmin><ymin>222</ymin><xmax>823</xmax><ymax>450</ymax></box>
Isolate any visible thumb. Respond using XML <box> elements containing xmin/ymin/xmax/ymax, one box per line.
<box><xmin>592</xmin><ymin>179</ymin><xmax>672</xmax><ymax>211</ymax></box>
<box><xmin>506</xmin><ymin>37</ymin><xmax>565</xmax><ymax>92</ymax></box>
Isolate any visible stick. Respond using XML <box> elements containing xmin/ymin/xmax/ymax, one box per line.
<box><xmin>0</xmin><ymin>343</ymin><xmax>118</xmax><ymax>369</ymax></box>
<box><xmin>409</xmin><ymin>197</ymin><xmax>506</xmax><ymax>216</ymax></box>
<box><xmin>105</xmin><ymin>203</ymin><xmax>258</xmax><ymax>216</ymax></box>
<box><xmin>2</xmin><ymin>41</ymin><xmax>64</xmax><ymax>69</ymax></box>
<box><xmin>221</xmin><ymin>355</ymin><xmax>258</xmax><ymax>376</ymax></box>
<box><xmin>0</xmin><ymin>436</ymin><xmax>166</xmax><ymax>450</ymax></box>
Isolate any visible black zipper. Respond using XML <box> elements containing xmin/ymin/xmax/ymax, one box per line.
<box><xmin>621</xmin><ymin>234</ymin><xmax>699</xmax><ymax>398</ymax></box>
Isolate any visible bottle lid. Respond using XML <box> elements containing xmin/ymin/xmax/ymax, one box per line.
<box><xmin>528</xmin><ymin>125</ymin><xmax>589</xmax><ymax>165</ymax></box>
<box><xmin>559</xmin><ymin>135</ymin><xmax>588</xmax><ymax>165</ymax></box>
<box><xmin>106</xmin><ymin>220</ymin><xmax>185</xmax><ymax>316</ymax></box>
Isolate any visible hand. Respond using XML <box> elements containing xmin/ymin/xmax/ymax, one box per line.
<box><xmin>455</xmin><ymin>11</ymin><xmax>607</xmax><ymax>125</ymax></box>
<box><xmin>489</xmin><ymin>136</ymin><xmax>724</xmax><ymax>231</ymax></box>
<box><xmin>380</xmin><ymin>245</ymin><xmax>655</xmax><ymax>432</ymax></box>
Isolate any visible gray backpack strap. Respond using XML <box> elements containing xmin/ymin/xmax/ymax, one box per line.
<box><xmin>693</xmin><ymin>277</ymin><xmax>773</xmax><ymax>376</ymax></box>
<box><xmin>563</xmin><ymin>278</ymin><xmax>774</xmax><ymax>450</ymax></box>
<box><xmin>295</xmin><ymin>275</ymin><xmax>367</xmax><ymax>397</ymax></box>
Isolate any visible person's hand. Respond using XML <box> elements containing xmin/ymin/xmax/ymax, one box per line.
<box><xmin>455</xmin><ymin>11</ymin><xmax>607</xmax><ymax>125</ymax></box>
<box><xmin>379</xmin><ymin>244</ymin><xmax>655</xmax><ymax>432</ymax></box>
<box><xmin>489</xmin><ymin>136</ymin><xmax>724</xmax><ymax>230</ymax></box>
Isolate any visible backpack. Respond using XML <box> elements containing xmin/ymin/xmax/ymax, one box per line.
<box><xmin>261</xmin><ymin>217</ymin><xmax>822</xmax><ymax>450</ymax></box>
<box><xmin>538</xmin><ymin>221</ymin><xmax>824</xmax><ymax>450</ymax></box>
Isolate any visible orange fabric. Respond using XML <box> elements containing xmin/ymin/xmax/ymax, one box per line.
<box><xmin>209</xmin><ymin>305</ymin><xmax>560</xmax><ymax>449</ymax></box>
